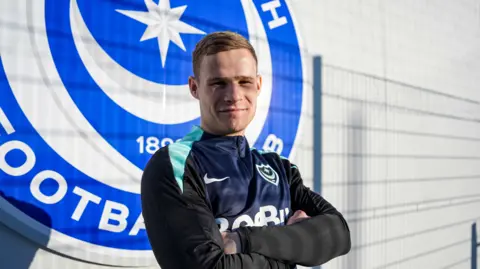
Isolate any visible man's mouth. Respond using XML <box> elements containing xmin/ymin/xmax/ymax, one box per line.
<box><xmin>218</xmin><ymin>108</ymin><xmax>248</xmax><ymax>113</ymax></box>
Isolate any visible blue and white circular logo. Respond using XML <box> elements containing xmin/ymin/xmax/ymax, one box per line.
<box><xmin>0</xmin><ymin>0</ymin><xmax>306</xmax><ymax>266</ymax></box>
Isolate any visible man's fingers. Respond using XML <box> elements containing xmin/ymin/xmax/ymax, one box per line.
<box><xmin>294</xmin><ymin>210</ymin><xmax>308</xmax><ymax>218</ymax></box>
<box><xmin>287</xmin><ymin>210</ymin><xmax>310</xmax><ymax>225</ymax></box>
<box><xmin>221</xmin><ymin>232</ymin><xmax>227</xmax><ymax>239</ymax></box>
<box><xmin>292</xmin><ymin>210</ymin><xmax>308</xmax><ymax>219</ymax></box>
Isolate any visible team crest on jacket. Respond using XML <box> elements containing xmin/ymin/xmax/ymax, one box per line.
<box><xmin>0</xmin><ymin>0</ymin><xmax>305</xmax><ymax>266</ymax></box>
<box><xmin>256</xmin><ymin>164</ymin><xmax>280</xmax><ymax>186</ymax></box>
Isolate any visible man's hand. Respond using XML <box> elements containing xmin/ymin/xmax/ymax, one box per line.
<box><xmin>287</xmin><ymin>210</ymin><xmax>310</xmax><ymax>225</ymax></box>
<box><xmin>221</xmin><ymin>231</ymin><xmax>241</xmax><ymax>254</ymax></box>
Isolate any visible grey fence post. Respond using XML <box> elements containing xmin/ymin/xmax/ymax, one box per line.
<box><xmin>313</xmin><ymin>55</ymin><xmax>322</xmax><ymax>269</ymax></box>
<box><xmin>473</xmin><ymin>222</ymin><xmax>478</xmax><ymax>269</ymax></box>
<box><xmin>313</xmin><ymin>55</ymin><xmax>322</xmax><ymax>197</ymax></box>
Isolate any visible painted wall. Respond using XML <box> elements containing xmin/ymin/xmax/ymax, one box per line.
<box><xmin>1</xmin><ymin>0</ymin><xmax>480</xmax><ymax>268</ymax></box>
<box><xmin>291</xmin><ymin>0</ymin><xmax>480</xmax><ymax>268</ymax></box>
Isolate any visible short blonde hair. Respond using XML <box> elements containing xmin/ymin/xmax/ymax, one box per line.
<box><xmin>192</xmin><ymin>31</ymin><xmax>258</xmax><ymax>78</ymax></box>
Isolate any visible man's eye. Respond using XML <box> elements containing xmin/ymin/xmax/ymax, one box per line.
<box><xmin>240</xmin><ymin>81</ymin><xmax>252</xmax><ymax>85</ymax></box>
<box><xmin>212</xmin><ymin>81</ymin><xmax>226</xmax><ymax>86</ymax></box>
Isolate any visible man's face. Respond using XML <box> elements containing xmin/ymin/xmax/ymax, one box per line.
<box><xmin>189</xmin><ymin>49</ymin><xmax>262</xmax><ymax>136</ymax></box>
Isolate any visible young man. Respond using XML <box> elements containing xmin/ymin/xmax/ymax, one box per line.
<box><xmin>141</xmin><ymin>31</ymin><xmax>351</xmax><ymax>269</ymax></box>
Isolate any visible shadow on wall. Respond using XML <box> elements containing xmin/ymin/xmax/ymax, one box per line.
<box><xmin>0</xmin><ymin>191</ymin><xmax>52</xmax><ymax>269</ymax></box>
<box><xmin>344</xmin><ymin>105</ymin><xmax>365</xmax><ymax>269</ymax></box>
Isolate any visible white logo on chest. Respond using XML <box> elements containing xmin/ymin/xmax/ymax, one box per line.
<box><xmin>203</xmin><ymin>174</ymin><xmax>229</xmax><ymax>184</ymax></box>
<box><xmin>216</xmin><ymin>205</ymin><xmax>290</xmax><ymax>232</ymax></box>
<box><xmin>256</xmin><ymin>163</ymin><xmax>279</xmax><ymax>186</ymax></box>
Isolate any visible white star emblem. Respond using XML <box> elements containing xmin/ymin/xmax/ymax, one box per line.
<box><xmin>116</xmin><ymin>0</ymin><xmax>206</xmax><ymax>67</ymax></box>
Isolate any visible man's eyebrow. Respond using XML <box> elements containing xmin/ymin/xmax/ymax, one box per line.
<box><xmin>207</xmin><ymin>76</ymin><xmax>255</xmax><ymax>82</ymax></box>
<box><xmin>234</xmin><ymin>76</ymin><xmax>255</xmax><ymax>81</ymax></box>
<box><xmin>206</xmin><ymin>77</ymin><xmax>225</xmax><ymax>82</ymax></box>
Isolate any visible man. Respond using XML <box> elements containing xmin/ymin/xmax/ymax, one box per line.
<box><xmin>141</xmin><ymin>31</ymin><xmax>351</xmax><ymax>269</ymax></box>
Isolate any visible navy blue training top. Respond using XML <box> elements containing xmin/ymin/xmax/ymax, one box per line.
<box><xmin>141</xmin><ymin>125</ymin><xmax>351</xmax><ymax>269</ymax></box>
<box><xmin>191</xmin><ymin>128</ymin><xmax>291</xmax><ymax>232</ymax></box>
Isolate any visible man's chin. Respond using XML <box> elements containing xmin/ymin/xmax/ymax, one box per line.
<box><xmin>221</xmin><ymin>122</ymin><xmax>248</xmax><ymax>136</ymax></box>
<box><xmin>214</xmin><ymin>115</ymin><xmax>253</xmax><ymax>135</ymax></box>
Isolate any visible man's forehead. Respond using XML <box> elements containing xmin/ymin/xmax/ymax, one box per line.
<box><xmin>203</xmin><ymin>66</ymin><xmax>256</xmax><ymax>77</ymax></box>
<box><xmin>199</xmin><ymin>50</ymin><xmax>257</xmax><ymax>77</ymax></box>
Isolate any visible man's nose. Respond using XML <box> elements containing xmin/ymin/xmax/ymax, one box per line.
<box><xmin>224</xmin><ymin>83</ymin><xmax>243</xmax><ymax>103</ymax></box>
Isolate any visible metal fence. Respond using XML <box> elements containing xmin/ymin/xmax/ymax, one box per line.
<box><xmin>473</xmin><ymin>222</ymin><xmax>479</xmax><ymax>269</ymax></box>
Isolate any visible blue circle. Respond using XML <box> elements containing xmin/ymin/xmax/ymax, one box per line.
<box><xmin>0</xmin><ymin>0</ymin><xmax>304</xmax><ymax>251</ymax></box>
<box><xmin>4</xmin><ymin>148</ymin><xmax>27</xmax><ymax>169</ymax></box>
<box><xmin>38</xmin><ymin>178</ymin><xmax>60</xmax><ymax>197</ymax></box>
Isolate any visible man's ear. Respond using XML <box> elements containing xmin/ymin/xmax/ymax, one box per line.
<box><xmin>256</xmin><ymin>74</ymin><xmax>263</xmax><ymax>96</ymax></box>
<box><xmin>189</xmin><ymin>76</ymin><xmax>199</xmax><ymax>100</ymax></box>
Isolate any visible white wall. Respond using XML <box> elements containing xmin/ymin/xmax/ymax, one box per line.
<box><xmin>290</xmin><ymin>0</ymin><xmax>480</xmax><ymax>268</ymax></box>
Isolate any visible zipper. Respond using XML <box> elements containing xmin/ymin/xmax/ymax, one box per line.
<box><xmin>236</xmin><ymin>137</ymin><xmax>242</xmax><ymax>157</ymax></box>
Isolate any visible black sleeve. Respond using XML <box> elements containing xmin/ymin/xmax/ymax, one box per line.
<box><xmin>235</xmin><ymin>157</ymin><xmax>351</xmax><ymax>267</ymax></box>
<box><xmin>141</xmin><ymin>147</ymin><xmax>295</xmax><ymax>269</ymax></box>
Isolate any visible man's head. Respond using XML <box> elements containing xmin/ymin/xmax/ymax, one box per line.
<box><xmin>189</xmin><ymin>31</ymin><xmax>262</xmax><ymax>136</ymax></box>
